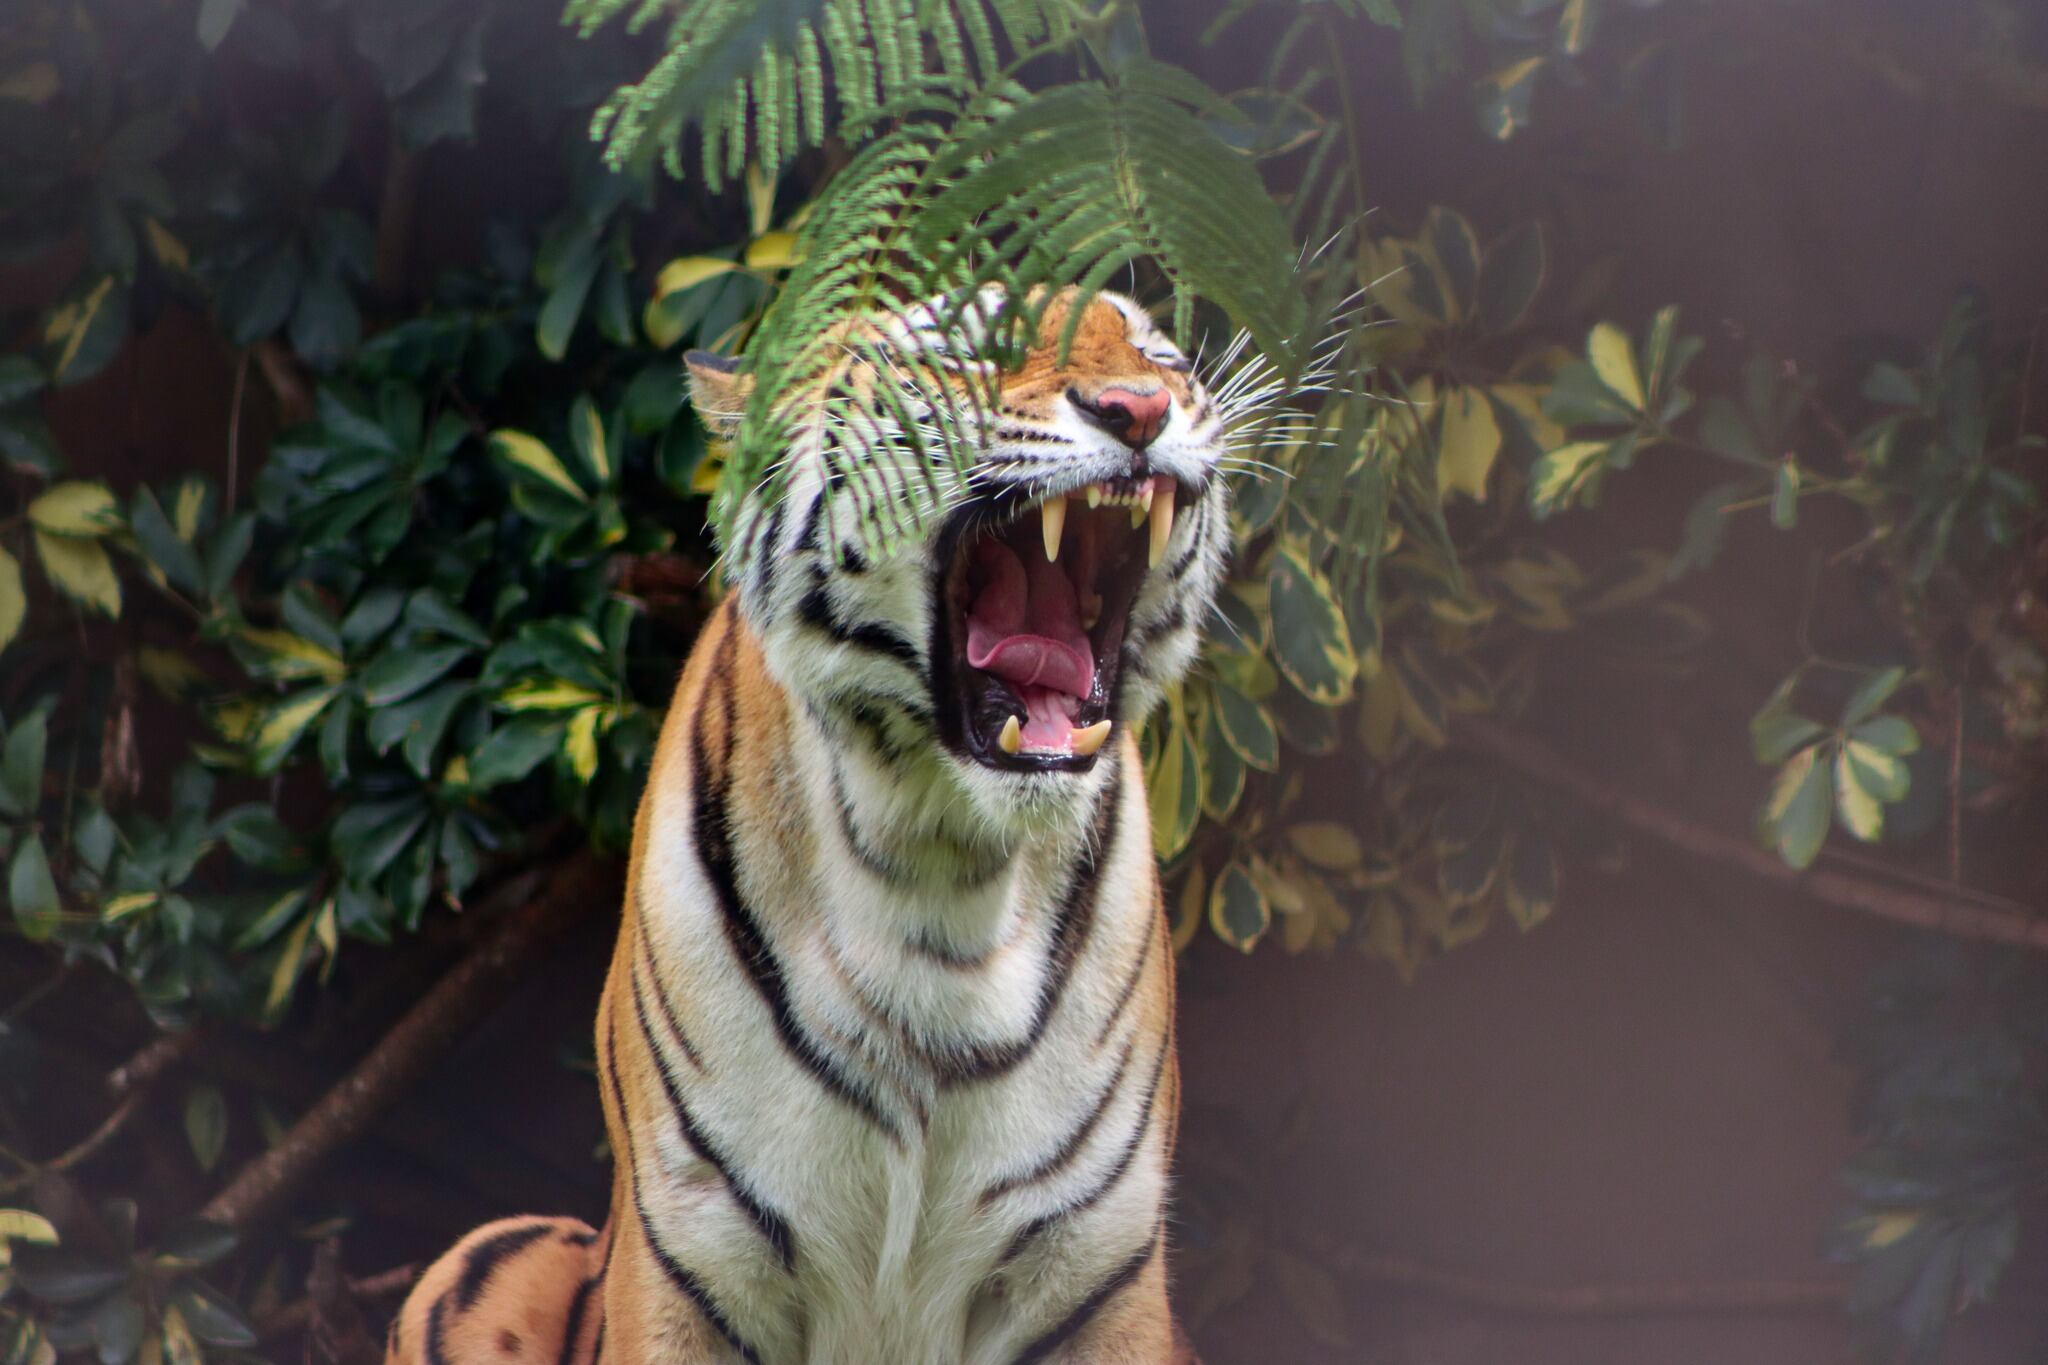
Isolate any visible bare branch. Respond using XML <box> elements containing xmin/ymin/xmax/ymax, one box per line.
<box><xmin>198</xmin><ymin>849</ymin><xmax>617</xmax><ymax>1230</ymax></box>
<box><xmin>1457</xmin><ymin>716</ymin><xmax>2048</xmax><ymax>952</ymax></box>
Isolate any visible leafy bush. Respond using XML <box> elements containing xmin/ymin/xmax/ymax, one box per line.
<box><xmin>1</xmin><ymin>0</ymin><xmax>2043</xmax><ymax>1360</ymax></box>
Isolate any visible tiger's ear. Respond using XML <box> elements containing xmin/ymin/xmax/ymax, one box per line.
<box><xmin>685</xmin><ymin>350</ymin><xmax>753</xmax><ymax>437</ymax></box>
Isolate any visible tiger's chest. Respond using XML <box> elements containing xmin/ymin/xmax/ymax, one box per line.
<box><xmin>616</xmin><ymin>738</ymin><xmax>1167</xmax><ymax>1364</ymax></box>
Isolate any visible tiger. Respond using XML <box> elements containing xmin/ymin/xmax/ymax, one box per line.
<box><xmin>387</xmin><ymin>287</ymin><xmax>1240</xmax><ymax>1365</ymax></box>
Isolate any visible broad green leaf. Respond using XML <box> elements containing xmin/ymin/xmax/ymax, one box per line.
<box><xmin>1841</xmin><ymin>666</ymin><xmax>1906</xmax><ymax>727</ymax></box>
<box><xmin>1268</xmin><ymin>546</ymin><xmax>1357</xmax><ymax>705</ymax></box>
<box><xmin>230</xmin><ymin>888</ymin><xmax>307</xmax><ymax>952</ymax></box>
<box><xmin>1587</xmin><ymin>322</ymin><xmax>1645</xmax><ymax>411</ymax></box>
<box><xmin>1850</xmin><ymin>715</ymin><xmax>1920</xmax><ymax>755</ymax></box>
<box><xmin>1763</xmin><ymin>745</ymin><xmax>1831</xmax><ymax>869</ymax></box>
<box><xmin>1842</xmin><ymin>739</ymin><xmax>1910</xmax><ymax>801</ymax></box>
<box><xmin>169</xmin><ymin>1283</ymin><xmax>256</xmax><ymax>1348</ymax></box>
<box><xmin>1438</xmin><ymin>386</ymin><xmax>1500</xmax><ymax>501</ymax></box>
<box><xmin>359</xmin><ymin>644</ymin><xmax>469</xmax><ymax>707</ymax></box>
<box><xmin>652</xmin><ymin>255</ymin><xmax>742</xmax><ymax>300</ymax></box>
<box><xmin>102</xmin><ymin>892</ymin><xmax>159</xmax><ymax>922</ymax></box>
<box><xmin>490</xmin><ymin>430</ymin><xmax>588</xmax><ymax>500</ymax></box>
<box><xmin>0</xmin><ymin>545</ymin><xmax>21</xmax><ymax>652</ymax></box>
<box><xmin>1147</xmin><ymin>698</ymin><xmax>1203</xmax><ymax>861</ymax></box>
<box><xmin>33</xmin><ymin>530</ymin><xmax>121</xmax><ymax>615</ymax></box>
<box><xmin>468</xmin><ymin>716</ymin><xmax>563</xmax><ymax>788</ymax></box>
<box><xmin>569</xmin><ymin>395</ymin><xmax>611</xmax><ymax>485</ymax></box>
<box><xmin>183</xmin><ymin>1086</ymin><xmax>228</xmax><ymax>1172</ymax></box>
<box><xmin>1477</xmin><ymin>223</ymin><xmax>1545</xmax><ymax>334</ymax></box>
<box><xmin>264</xmin><ymin>909</ymin><xmax>317</xmax><ymax>1019</ymax></box>
<box><xmin>1751</xmin><ymin>679</ymin><xmax>1825</xmax><ymax>764</ymax></box>
<box><xmin>1209</xmin><ymin>678</ymin><xmax>1278</xmax><ymax>771</ymax></box>
<box><xmin>0</xmin><ymin>708</ymin><xmax>44</xmax><ymax>817</ymax></box>
<box><xmin>9</xmin><ymin>832</ymin><xmax>61</xmax><ymax>939</ymax></box>
<box><xmin>27</xmin><ymin>481</ymin><xmax>119</xmax><ymax>535</ymax></box>
<box><xmin>1208</xmin><ymin>859</ymin><xmax>1270</xmax><ymax>952</ymax></box>
<box><xmin>1286</xmin><ymin>822</ymin><xmax>1363</xmax><ymax>870</ymax></box>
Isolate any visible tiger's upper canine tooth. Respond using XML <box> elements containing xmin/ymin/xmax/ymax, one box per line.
<box><xmin>1040</xmin><ymin>494</ymin><xmax>1067</xmax><ymax>562</ymax></box>
<box><xmin>1147</xmin><ymin>481</ymin><xmax>1176</xmax><ymax>568</ymax></box>
<box><xmin>1130</xmin><ymin>498</ymin><xmax>1147</xmax><ymax>529</ymax></box>
<box><xmin>1070</xmin><ymin>719</ymin><xmax>1113</xmax><ymax>757</ymax></box>
<box><xmin>1086</xmin><ymin>484</ymin><xmax>1102</xmax><ymax>509</ymax></box>
<box><xmin>998</xmin><ymin>714</ymin><xmax>1023</xmax><ymax>755</ymax></box>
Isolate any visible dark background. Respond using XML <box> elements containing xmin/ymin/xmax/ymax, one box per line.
<box><xmin>8</xmin><ymin>2</ymin><xmax>2048</xmax><ymax>1360</ymax></box>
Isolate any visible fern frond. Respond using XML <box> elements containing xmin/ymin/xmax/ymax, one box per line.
<box><xmin>567</xmin><ymin>0</ymin><xmax>1064</xmax><ymax>183</ymax></box>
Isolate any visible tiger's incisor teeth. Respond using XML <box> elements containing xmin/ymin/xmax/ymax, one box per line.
<box><xmin>1040</xmin><ymin>494</ymin><xmax>1066</xmax><ymax>562</ymax></box>
<box><xmin>1147</xmin><ymin>482</ymin><xmax>1176</xmax><ymax>567</ymax></box>
<box><xmin>1070</xmin><ymin>720</ymin><xmax>1113</xmax><ymax>757</ymax></box>
<box><xmin>997</xmin><ymin>715</ymin><xmax>1023</xmax><ymax>755</ymax></box>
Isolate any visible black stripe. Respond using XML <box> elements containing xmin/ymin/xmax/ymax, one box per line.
<box><xmin>797</xmin><ymin>576</ymin><xmax>924</xmax><ymax>675</ymax></box>
<box><xmin>637</xmin><ymin>916</ymin><xmax>703</xmax><ymax>1069</ymax></box>
<box><xmin>794</xmin><ymin>493</ymin><xmax>824</xmax><ymax>554</ymax></box>
<box><xmin>939</xmin><ymin>764</ymin><xmax>1123</xmax><ymax>1086</ymax></box>
<box><xmin>454</xmin><ymin>1221</ymin><xmax>553</xmax><ymax>1309</ymax></box>
<box><xmin>980</xmin><ymin>1032</ymin><xmax>1139</xmax><ymax>1205</ymax></box>
<box><xmin>1011</xmin><ymin>1232</ymin><xmax>1160</xmax><ymax>1365</ymax></box>
<box><xmin>554</xmin><ymin>1268</ymin><xmax>602</xmax><ymax>1365</ymax></box>
<box><xmin>1002</xmin><ymin>1038</ymin><xmax>1169</xmax><ymax>1264</ymax></box>
<box><xmin>1094</xmin><ymin>915</ymin><xmax>1157</xmax><ymax>1048</ymax></box>
<box><xmin>629</xmin><ymin>961</ymin><xmax>797</xmax><ymax>1270</ymax></box>
<box><xmin>695</xmin><ymin>638</ymin><xmax>899</xmax><ymax>1139</ymax></box>
<box><xmin>603</xmin><ymin>1014</ymin><xmax>763</xmax><ymax>1365</ymax></box>
<box><xmin>425</xmin><ymin>1294</ymin><xmax>453</xmax><ymax>1365</ymax></box>
<box><xmin>562</xmin><ymin>1226</ymin><xmax>599</xmax><ymax>1248</ymax></box>
<box><xmin>589</xmin><ymin>1320</ymin><xmax>604</xmax><ymax>1365</ymax></box>
<box><xmin>750</xmin><ymin>500</ymin><xmax>787</xmax><ymax>608</ymax></box>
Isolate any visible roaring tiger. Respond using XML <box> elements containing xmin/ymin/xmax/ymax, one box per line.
<box><xmin>388</xmin><ymin>288</ymin><xmax>1238</xmax><ymax>1364</ymax></box>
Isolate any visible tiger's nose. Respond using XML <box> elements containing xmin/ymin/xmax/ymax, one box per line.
<box><xmin>1068</xmin><ymin>386</ymin><xmax>1171</xmax><ymax>449</ymax></box>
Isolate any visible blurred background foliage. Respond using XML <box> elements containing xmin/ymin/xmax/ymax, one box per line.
<box><xmin>0</xmin><ymin>0</ymin><xmax>2044</xmax><ymax>1361</ymax></box>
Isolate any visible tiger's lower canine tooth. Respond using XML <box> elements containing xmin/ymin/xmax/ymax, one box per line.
<box><xmin>1070</xmin><ymin>720</ymin><xmax>1113</xmax><ymax>757</ymax></box>
<box><xmin>1040</xmin><ymin>494</ymin><xmax>1066</xmax><ymax>562</ymax></box>
<box><xmin>997</xmin><ymin>715</ymin><xmax>1023</xmax><ymax>755</ymax></box>
<box><xmin>1147</xmin><ymin>481</ymin><xmax>1176</xmax><ymax>567</ymax></box>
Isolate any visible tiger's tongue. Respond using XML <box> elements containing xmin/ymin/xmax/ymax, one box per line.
<box><xmin>965</xmin><ymin>538</ymin><xmax>1094</xmax><ymax>702</ymax></box>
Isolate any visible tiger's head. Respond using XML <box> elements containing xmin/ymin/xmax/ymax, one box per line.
<box><xmin>687</xmin><ymin>288</ymin><xmax>1234</xmax><ymax>827</ymax></box>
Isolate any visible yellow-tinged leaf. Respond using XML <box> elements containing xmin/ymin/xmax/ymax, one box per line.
<box><xmin>1834</xmin><ymin>745</ymin><xmax>1883</xmax><ymax>842</ymax></box>
<box><xmin>745</xmin><ymin>161</ymin><xmax>777</xmax><ymax>237</ymax></box>
<box><xmin>651</xmin><ymin>256</ymin><xmax>742</xmax><ymax>301</ymax></box>
<box><xmin>490</xmin><ymin>430</ymin><xmax>587</xmax><ymax>499</ymax></box>
<box><xmin>265</xmin><ymin>909</ymin><xmax>316</xmax><ymax>1019</ymax></box>
<box><xmin>44</xmin><ymin>275</ymin><xmax>115</xmax><ymax>380</ymax></box>
<box><xmin>443</xmin><ymin>753</ymin><xmax>471</xmax><ymax>788</ymax></box>
<box><xmin>1764</xmin><ymin>745</ymin><xmax>1819</xmax><ymax>824</ymax></box>
<box><xmin>1862</xmin><ymin>1211</ymin><xmax>1922</xmax><ymax>1250</ymax></box>
<box><xmin>1588</xmin><ymin>322</ymin><xmax>1645</xmax><ymax>410</ymax></box>
<box><xmin>565</xmin><ymin>704</ymin><xmax>603</xmax><ymax>782</ymax></box>
<box><xmin>0</xmin><ymin>61</ymin><xmax>60</xmax><ymax>103</ymax></box>
<box><xmin>145</xmin><ymin>218</ymin><xmax>191</xmax><ymax>272</ymax></box>
<box><xmin>0</xmin><ymin>545</ymin><xmax>23</xmax><ymax>652</ymax></box>
<box><xmin>1287</xmin><ymin>822</ymin><xmax>1363</xmax><ymax>870</ymax></box>
<box><xmin>1558</xmin><ymin>0</ymin><xmax>1593</xmax><ymax>53</ymax></box>
<box><xmin>172</xmin><ymin>479</ymin><xmax>206</xmax><ymax>540</ymax></box>
<box><xmin>1490</xmin><ymin>381</ymin><xmax>1565</xmax><ymax>449</ymax></box>
<box><xmin>1438</xmin><ymin>387</ymin><xmax>1501</xmax><ymax>501</ymax></box>
<box><xmin>237</xmin><ymin>627</ymin><xmax>346</xmax><ymax>683</ymax></box>
<box><xmin>0</xmin><ymin>1210</ymin><xmax>58</xmax><ymax>1245</ymax></box>
<box><xmin>136</xmin><ymin>645</ymin><xmax>205</xmax><ymax>697</ymax></box>
<box><xmin>744</xmin><ymin>231</ymin><xmax>802</xmax><ymax>271</ymax></box>
<box><xmin>103</xmin><ymin>892</ymin><xmax>159</xmax><ymax>922</ymax></box>
<box><xmin>499</xmin><ymin>679</ymin><xmax>607</xmax><ymax>712</ymax></box>
<box><xmin>211</xmin><ymin>698</ymin><xmax>261</xmax><ymax>743</ymax></box>
<box><xmin>161</xmin><ymin>1305</ymin><xmax>201</xmax><ymax>1365</ymax></box>
<box><xmin>1172</xmin><ymin>864</ymin><xmax>1205</xmax><ymax>954</ymax></box>
<box><xmin>33</xmin><ymin>529</ymin><xmax>121</xmax><ymax>615</ymax></box>
<box><xmin>28</xmin><ymin>480</ymin><xmax>119</xmax><ymax>535</ymax></box>
<box><xmin>577</xmin><ymin>402</ymin><xmax>609</xmax><ymax>482</ymax></box>
<box><xmin>1360</xmin><ymin>668</ymin><xmax>1404</xmax><ymax>761</ymax></box>
<box><xmin>253</xmin><ymin>686</ymin><xmax>339</xmax><ymax>764</ymax></box>
<box><xmin>315</xmin><ymin>897</ymin><xmax>339</xmax><ymax>986</ymax></box>
<box><xmin>1527</xmin><ymin>440</ymin><xmax>1611</xmax><ymax>518</ymax></box>
<box><xmin>1483</xmin><ymin>55</ymin><xmax>1544</xmax><ymax>93</ymax></box>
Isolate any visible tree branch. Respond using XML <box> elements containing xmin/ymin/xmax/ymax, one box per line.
<box><xmin>198</xmin><ymin>849</ymin><xmax>618</xmax><ymax>1230</ymax></box>
<box><xmin>256</xmin><ymin>1263</ymin><xmax>419</xmax><ymax>1342</ymax></box>
<box><xmin>1456</xmin><ymin>716</ymin><xmax>2048</xmax><ymax>951</ymax></box>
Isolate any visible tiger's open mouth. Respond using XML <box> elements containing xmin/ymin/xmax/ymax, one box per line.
<box><xmin>933</xmin><ymin>476</ymin><xmax>1179</xmax><ymax>773</ymax></box>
